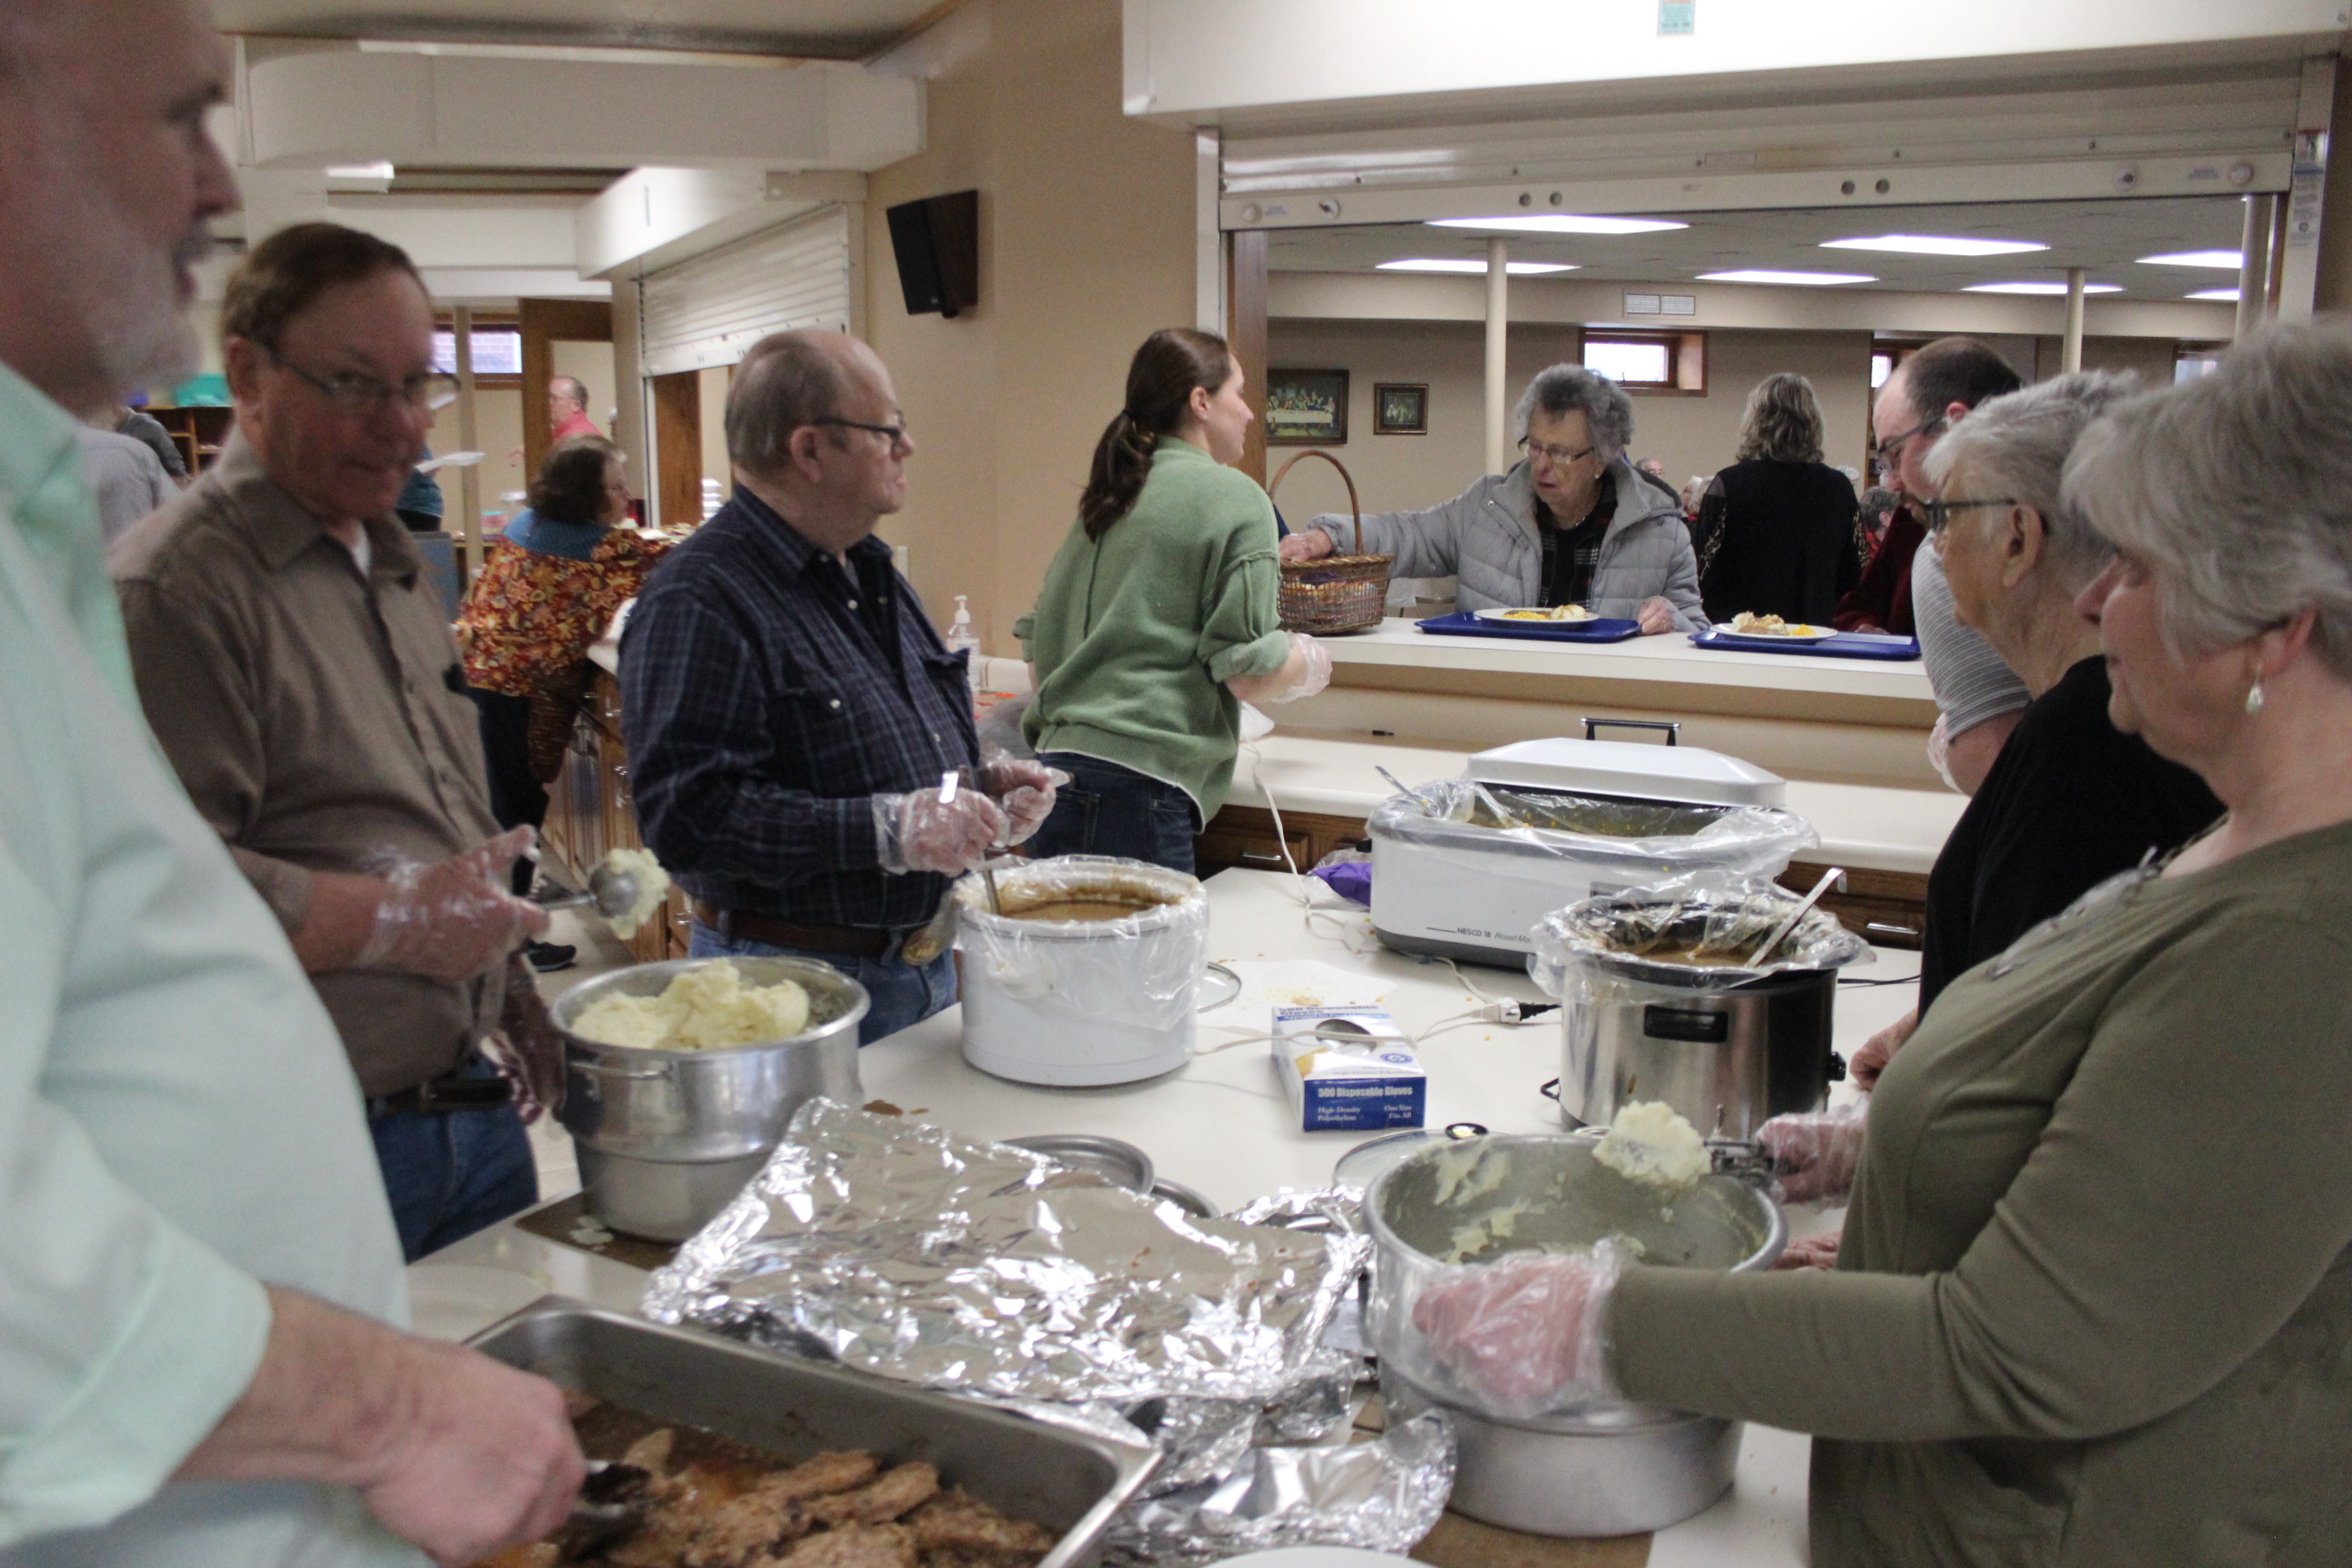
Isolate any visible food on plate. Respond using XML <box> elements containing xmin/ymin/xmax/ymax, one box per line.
<box><xmin>1592</xmin><ymin>1100</ymin><xmax>1710</xmax><ymax>1191</ymax></box>
<box><xmin>570</xmin><ymin>958</ymin><xmax>812</xmax><ymax>1051</ymax></box>
<box><xmin>1726</xmin><ymin>611</ymin><xmax>1827</xmax><ymax>637</ymax></box>
<box><xmin>471</xmin><ymin>1407</ymin><xmax>1055</xmax><ymax>1568</ymax></box>
<box><xmin>1497</xmin><ymin>603</ymin><xmax>1596</xmax><ymax>622</ymax></box>
<box><xmin>603</xmin><ymin>848</ymin><xmax>671</xmax><ymax>939</ymax></box>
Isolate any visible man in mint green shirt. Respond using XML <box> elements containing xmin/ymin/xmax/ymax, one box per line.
<box><xmin>0</xmin><ymin>5</ymin><xmax>580</xmax><ymax>1563</ymax></box>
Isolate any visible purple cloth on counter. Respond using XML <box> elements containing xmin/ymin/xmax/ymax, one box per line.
<box><xmin>1311</xmin><ymin>859</ymin><xmax>1372</xmax><ymax>906</ymax></box>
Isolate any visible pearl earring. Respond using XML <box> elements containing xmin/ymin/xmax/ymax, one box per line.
<box><xmin>2245</xmin><ymin>677</ymin><xmax>2266</xmax><ymax>716</ymax></box>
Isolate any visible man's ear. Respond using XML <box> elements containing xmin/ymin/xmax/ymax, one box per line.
<box><xmin>223</xmin><ymin>337</ymin><xmax>265</xmax><ymax>407</ymax></box>
<box><xmin>786</xmin><ymin>423</ymin><xmax>826</xmax><ymax>478</ymax></box>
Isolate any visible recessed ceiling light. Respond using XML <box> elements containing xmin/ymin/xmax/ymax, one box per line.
<box><xmin>1428</xmin><ymin>215</ymin><xmax>1687</xmax><ymax>235</ymax></box>
<box><xmin>1823</xmin><ymin>234</ymin><xmax>2048</xmax><ymax>256</ymax></box>
<box><xmin>2134</xmin><ymin>250</ymin><xmax>2244</xmax><ymax>269</ymax></box>
<box><xmin>1961</xmin><ymin>281</ymin><xmax>2124</xmax><ymax>296</ymax></box>
<box><xmin>2187</xmin><ymin>287</ymin><xmax>2242</xmax><ymax>302</ymax></box>
<box><xmin>1377</xmin><ymin>258</ymin><xmax>1579</xmax><ymax>275</ymax></box>
<box><xmin>1696</xmin><ymin>269</ymin><xmax>1875</xmax><ymax>286</ymax></box>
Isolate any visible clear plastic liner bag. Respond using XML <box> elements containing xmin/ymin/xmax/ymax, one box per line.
<box><xmin>642</xmin><ymin>1100</ymin><xmax>1365</xmax><ymax>1405</ymax></box>
<box><xmin>952</xmin><ymin>855</ymin><xmax>1209</xmax><ymax>1034</ymax></box>
<box><xmin>1372</xmin><ymin>779</ymin><xmax>1816</xmax><ymax>876</ymax></box>
<box><xmin>1528</xmin><ymin>869</ymin><xmax>1872</xmax><ymax>999</ymax></box>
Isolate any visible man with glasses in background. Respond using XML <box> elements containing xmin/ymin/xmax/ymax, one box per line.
<box><xmin>1280</xmin><ymin>363</ymin><xmax>1701</xmax><ymax>631</ymax></box>
<box><xmin>113</xmin><ymin>221</ymin><xmax>555</xmax><ymax>1261</ymax></box>
<box><xmin>622</xmin><ymin>329</ymin><xmax>1056</xmax><ymax>1044</ymax></box>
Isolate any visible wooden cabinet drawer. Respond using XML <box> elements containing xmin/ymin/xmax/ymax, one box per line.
<box><xmin>1783</xmin><ymin>859</ymin><xmax>1929</xmax><ymax>950</ymax></box>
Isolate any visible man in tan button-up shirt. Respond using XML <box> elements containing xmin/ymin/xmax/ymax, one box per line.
<box><xmin>113</xmin><ymin>221</ymin><xmax>551</xmax><ymax>1260</ymax></box>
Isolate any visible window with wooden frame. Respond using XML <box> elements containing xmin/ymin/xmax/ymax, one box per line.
<box><xmin>1582</xmin><ymin>329</ymin><xmax>1705</xmax><ymax>396</ymax></box>
<box><xmin>430</xmin><ymin>315</ymin><xmax>522</xmax><ymax>388</ymax></box>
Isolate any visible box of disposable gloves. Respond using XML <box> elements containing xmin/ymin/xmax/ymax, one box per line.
<box><xmin>1272</xmin><ymin>1004</ymin><xmax>1426</xmax><ymax>1132</ymax></box>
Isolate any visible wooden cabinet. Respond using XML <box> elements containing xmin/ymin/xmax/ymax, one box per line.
<box><xmin>146</xmin><ymin>406</ymin><xmax>233</xmax><ymax>475</ymax></box>
<box><xmin>1782</xmin><ymin>859</ymin><xmax>1929</xmax><ymax>950</ymax></box>
<box><xmin>1196</xmin><ymin>805</ymin><xmax>1369</xmax><ymax>877</ymax></box>
<box><xmin>541</xmin><ymin>667</ymin><xmax>694</xmax><ymax>963</ymax></box>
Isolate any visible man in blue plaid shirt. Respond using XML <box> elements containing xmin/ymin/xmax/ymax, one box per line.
<box><xmin>621</xmin><ymin>331</ymin><xmax>1056</xmax><ymax>1043</ymax></box>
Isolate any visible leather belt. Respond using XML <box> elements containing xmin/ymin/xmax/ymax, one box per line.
<box><xmin>691</xmin><ymin>899</ymin><xmax>898</xmax><ymax>959</ymax></box>
<box><xmin>369</xmin><ymin>1070</ymin><xmax>514</xmax><ymax>1118</ymax></box>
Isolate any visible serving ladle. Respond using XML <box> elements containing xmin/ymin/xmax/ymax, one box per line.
<box><xmin>532</xmin><ymin>861</ymin><xmax>644</xmax><ymax>924</ymax></box>
<box><xmin>1744</xmin><ymin>866</ymin><xmax>1847</xmax><ymax>967</ymax></box>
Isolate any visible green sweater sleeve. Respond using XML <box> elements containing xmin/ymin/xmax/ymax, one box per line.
<box><xmin>1200</xmin><ymin>544</ymin><xmax>1289</xmax><ymax>685</ymax></box>
<box><xmin>1611</xmin><ymin>906</ymin><xmax>2352</xmax><ymax>1443</ymax></box>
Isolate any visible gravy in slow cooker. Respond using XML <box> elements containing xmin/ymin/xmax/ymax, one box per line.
<box><xmin>1004</xmin><ymin>898</ymin><xmax>1156</xmax><ymax>923</ymax></box>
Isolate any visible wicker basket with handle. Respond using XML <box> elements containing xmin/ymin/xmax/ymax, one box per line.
<box><xmin>1269</xmin><ymin>449</ymin><xmax>1392</xmax><ymax>636</ymax></box>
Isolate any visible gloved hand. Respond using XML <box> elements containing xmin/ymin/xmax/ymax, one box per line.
<box><xmin>1757</xmin><ymin>1101</ymin><xmax>1869</xmax><ymax>1205</ymax></box>
<box><xmin>977</xmin><ymin>750</ymin><xmax>1063</xmax><ymax>847</ymax></box>
<box><xmin>1254</xmin><ymin>632</ymin><xmax>1334</xmax><ymax>705</ymax></box>
<box><xmin>355</xmin><ymin>828</ymin><xmax>550</xmax><ymax>983</ymax></box>
<box><xmin>1926</xmin><ymin>713</ymin><xmax>1961</xmax><ymax>793</ymax></box>
<box><xmin>874</xmin><ymin>781</ymin><xmax>1008</xmax><ymax>876</ymax></box>
<box><xmin>1773</xmin><ymin>1230</ymin><xmax>1843</xmax><ymax>1271</ymax></box>
<box><xmin>1409</xmin><ymin>1240</ymin><xmax>1629</xmax><ymax>1416</ymax></box>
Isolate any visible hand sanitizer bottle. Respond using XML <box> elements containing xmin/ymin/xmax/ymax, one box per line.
<box><xmin>944</xmin><ymin>595</ymin><xmax>980</xmax><ymax>657</ymax></box>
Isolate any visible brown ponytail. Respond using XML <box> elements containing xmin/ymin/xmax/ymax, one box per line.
<box><xmin>1078</xmin><ymin>328</ymin><xmax>1236</xmax><ymax>541</ymax></box>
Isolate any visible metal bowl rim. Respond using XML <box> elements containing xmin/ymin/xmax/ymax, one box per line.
<box><xmin>552</xmin><ymin>955</ymin><xmax>872</xmax><ymax>1059</ymax></box>
<box><xmin>1004</xmin><ymin>1133</ymin><xmax>1157</xmax><ymax>1194</ymax></box>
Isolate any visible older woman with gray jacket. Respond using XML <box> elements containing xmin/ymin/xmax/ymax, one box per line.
<box><xmin>1407</xmin><ymin>320</ymin><xmax>2352</xmax><ymax>1565</ymax></box>
<box><xmin>1279</xmin><ymin>365</ymin><xmax>1704</xmax><ymax>632</ymax></box>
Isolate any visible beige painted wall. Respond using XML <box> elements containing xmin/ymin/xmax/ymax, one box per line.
<box><xmin>865</xmin><ymin>0</ymin><xmax>1199</xmax><ymax>655</ymax></box>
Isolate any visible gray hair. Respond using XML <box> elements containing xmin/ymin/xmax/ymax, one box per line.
<box><xmin>1922</xmin><ymin>370</ymin><xmax>2141</xmax><ymax>592</ymax></box>
<box><xmin>724</xmin><ymin>330</ymin><xmax>852</xmax><ymax>480</ymax></box>
<box><xmin>2063</xmin><ymin>319</ymin><xmax>2352</xmax><ymax>677</ymax></box>
<box><xmin>1513</xmin><ymin>364</ymin><xmax>1634</xmax><ymax>462</ymax></box>
<box><xmin>1735</xmin><ymin>372</ymin><xmax>1825</xmax><ymax>464</ymax></box>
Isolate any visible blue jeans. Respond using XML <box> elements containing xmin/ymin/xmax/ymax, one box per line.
<box><xmin>368</xmin><ymin>1059</ymin><xmax>538</xmax><ymax>1262</ymax></box>
<box><xmin>1027</xmin><ymin>752</ymin><xmax>1200</xmax><ymax>874</ymax></box>
<box><xmin>689</xmin><ymin>921</ymin><xmax>956</xmax><ymax>1045</ymax></box>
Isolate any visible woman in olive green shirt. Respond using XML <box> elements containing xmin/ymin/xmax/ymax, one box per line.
<box><xmin>1016</xmin><ymin>328</ymin><xmax>1328</xmax><ymax>872</ymax></box>
<box><xmin>1415</xmin><ymin>322</ymin><xmax>2352</xmax><ymax>1566</ymax></box>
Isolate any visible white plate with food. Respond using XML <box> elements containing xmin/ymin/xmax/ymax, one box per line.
<box><xmin>1715</xmin><ymin>612</ymin><xmax>1837</xmax><ymax>642</ymax></box>
<box><xmin>1474</xmin><ymin>604</ymin><xmax>1598</xmax><ymax>624</ymax></box>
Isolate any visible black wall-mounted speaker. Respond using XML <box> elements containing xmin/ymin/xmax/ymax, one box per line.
<box><xmin>886</xmin><ymin>190</ymin><xmax>980</xmax><ymax>318</ymax></box>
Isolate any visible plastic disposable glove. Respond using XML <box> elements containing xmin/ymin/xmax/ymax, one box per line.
<box><xmin>355</xmin><ymin>828</ymin><xmax>550</xmax><ymax>983</ymax></box>
<box><xmin>1254</xmin><ymin>632</ymin><xmax>1335</xmax><ymax>705</ymax></box>
<box><xmin>1773</xmin><ymin>1230</ymin><xmax>1844</xmax><ymax>1271</ymax></box>
<box><xmin>1757</xmin><ymin>1101</ymin><xmax>1869</xmax><ymax>1205</ymax></box>
<box><xmin>874</xmin><ymin>781</ymin><xmax>1008</xmax><ymax>876</ymax></box>
<box><xmin>1926</xmin><ymin>713</ymin><xmax>1961</xmax><ymax>793</ymax></box>
<box><xmin>977</xmin><ymin>750</ymin><xmax>1063</xmax><ymax>847</ymax></box>
<box><xmin>1409</xmin><ymin>1240</ymin><xmax>1629</xmax><ymax>1415</ymax></box>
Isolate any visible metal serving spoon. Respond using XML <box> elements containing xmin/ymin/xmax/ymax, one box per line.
<box><xmin>1745</xmin><ymin>866</ymin><xmax>1847</xmax><ymax>967</ymax></box>
<box><xmin>532</xmin><ymin>861</ymin><xmax>643</xmax><ymax>924</ymax></box>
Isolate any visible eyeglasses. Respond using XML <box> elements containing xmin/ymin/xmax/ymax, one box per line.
<box><xmin>1920</xmin><ymin>496</ymin><xmax>2018</xmax><ymax>536</ymax></box>
<box><xmin>1519</xmin><ymin>436</ymin><xmax>1594</xmax><ymax>469</ymax></box>
<box><xmin>813</xmin><ymin>416</ymin><xmax>912</xmax><ymax>449</ymax></box>
<box><xmin>1873</xmin><ymin>414</ymin><xmax>1945</xmax><ymax>467</ymax></box>
<box><xmin>271</xmin><ymin>354</ymin><xmax>455</xmax><ymax>417</ymax></box>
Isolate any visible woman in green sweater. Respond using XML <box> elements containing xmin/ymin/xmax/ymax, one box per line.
<box><xmin>1413</xmin><ymin>321</ymin><xmax>2352</xmax><ymax>1565</ymax></box>
<box><xmin>1015</xmin><ymin>328</ymin><xmax>1328</xmax><ymax>872</ymax></box>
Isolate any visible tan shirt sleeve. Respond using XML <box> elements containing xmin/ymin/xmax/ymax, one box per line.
<box><xmin>115</xmin><ymin>577</ymin><xmax>316</xmax><ymax>936</ymax></box>
<box><xmin>1610</xmin><ymin>910</ymin><xmax>2352</xmax><ymax>1443</ymax></box>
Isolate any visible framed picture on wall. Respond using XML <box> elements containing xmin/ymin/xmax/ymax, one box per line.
<box><xmin>1374</xmin><ymin>382</ymin><xmax>1428</xmax><ymax>435</ymax></box>
<box><xmin>1265</xmin><ymin>368</ymin><xmax>1348</xmax><ymax>446</ymax></box>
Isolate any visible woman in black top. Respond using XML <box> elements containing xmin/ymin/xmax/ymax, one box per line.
<box><xmin>1693</xmin><ymin>373</ymin><xmax>1861</xmax><ymax>624</ymax></box>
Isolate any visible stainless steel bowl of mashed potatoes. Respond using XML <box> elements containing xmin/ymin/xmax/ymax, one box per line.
<box><xmin>552</xmin><ymin>956</ymin><xmax>870</xmax><ymax>1240</ymax></box>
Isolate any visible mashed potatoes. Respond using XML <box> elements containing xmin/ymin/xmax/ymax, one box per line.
<box><xmin>1592</xmin><ymin>1101</ymin><xmax>1710</xmax><ymax>1191</ymax></box>
<box><xmin>600</xmin><ymin>848</ymin><xmax>671</xmax><ymax>940</ymax></box>
<box><xmin>569</xmin><ymin>958</ymin><xmax>812</xmax><ymax>1051</ymax></box>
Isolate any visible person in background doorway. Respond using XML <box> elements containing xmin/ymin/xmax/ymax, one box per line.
<box><xmin>1855</xmin><ymin>484</ymin><xmax>1898</xmax><ymax>561</ymax></box>
<box><xmin>1841</xmin><ymin>336</ymin><xmax>2033</xmax><ymax>795</ymax></box>
<box><xmin>76</xmin><ymin>420</ymin><xmax>176</xmax><ymax>543</ymax></box>
<box><xmin>113</xmin><ymin>221</ymin><xmax>557</xmax><ymax>1262</ymax></box>
<box><xmin>115</xmin><ymin>401</ymin><xmax>191</xmax><ymax>481</ymax></box>
<box><xmin>0</xmin><ymin>3</ymin><xmax>579</xmax><ymax>1562</ymax></box>
<box><xmin>396</xmin><ymin>445</ymin><xmax>443</xmax><ymax>531</ymax></box>
<box><xmin>548</xmin><ymin>373</ymin><xmax>600</xmax><ymax>443</ymax></box>
<box><xmin>1018</xmin><ymin>328</ymin><xmax>1331</xmax><ymax>873</ymax></box>
<box><xmin>1280</xmin><ymin>365</ymin><xmax>1703</xmax><ymax>631</ymax></box>
<box><xmin>623</xmin><ymin>329</ymin><xmax>1057</xmax><ymax>1044</ymax></box>
<box><xmin>1690</xmin><ymin>372</ymin><xmax>1859</xmax><ymax>625</ymax></box>
<box><xmin>457</xmin><ymin>434</ymin><xmax>671</xmax><ymax>973</ymax></box>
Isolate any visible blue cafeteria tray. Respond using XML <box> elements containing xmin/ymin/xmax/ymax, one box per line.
<box><xmin>1416</xmin><ymin>612</ymin><xmax>1644</xmax><ymax>643</ymax></box>
<box><xmin>1689</xmin><ymin>629</ymin><xmax>1921</xmax><ymax>661</ymax></box>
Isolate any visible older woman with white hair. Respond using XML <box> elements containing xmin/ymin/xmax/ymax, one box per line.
<box><xmin>1406</xmin><ymin>322</ymin><xmax>2352</xmax><ymax>1564</ymax></box>
<box><xmin>1278</xmin><ymin>364</ymin><xmax>1702</xmax><ymax>632</ymax></box>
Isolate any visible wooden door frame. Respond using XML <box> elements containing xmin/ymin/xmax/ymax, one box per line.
<box><xmin>650</xmin><ymin>370</ymin><xmax>702</xmax><ymax>533</ymax></box>
<box><xmin>1227</xmin><ymin>229</ymin><xmax>1269</xmax><ymax>487</ymax></box>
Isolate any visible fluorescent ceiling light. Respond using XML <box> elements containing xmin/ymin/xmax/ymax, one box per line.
<box><xmin>2134</xmin><ymin>250</ymin><xmax>2243</xmax><ymax>269</ymax></box>
<box><xmin>1429</xmin><ymin>215</ymin><xmax>1687</xmax><ymax>235</ymax></box>
<box><xmin>1377</xmin><ymin>258</ymin><xmax>1578</xmax><ymax>275</ymax></box>
<box><xmin>2187</xmin><ymin>287</ymin><xmax>2242</xmax><ymax>302</ymax></box>
<box><xmin>1821</xmin><ymin>233</ymin><xmax>2047</xmax><ymax>257</ymax></box>
<box><xmin>1961</xmin><ymin>281</ymin><xmax>2123</xmax><ymax>296</ymax></box>
<box><xmin>1697</xmin><ymin>269</ymin><xmax>1875</xmax><ymax>286</ymax></box>
<box><xmin>326</xmin><ymin>161</ymin><xmax>396</xmax><ymax>181</ymax></box>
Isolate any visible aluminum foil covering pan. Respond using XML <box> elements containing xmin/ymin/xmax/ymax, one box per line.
<box><xmin>642</xmin><ymin>1100</ymin><xmax>1367</xmax><ymax>1404</ymax></box>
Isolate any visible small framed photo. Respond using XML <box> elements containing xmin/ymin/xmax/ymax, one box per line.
<box><xmin>1374</xmin><ymin>382</ymin><xmax>1429</xmax><ymax>435</ymax></box>
<box><xmin>1265</xmin><ymin>368</ymin><xmax>1348</xmax><ymax>446</ymax></box>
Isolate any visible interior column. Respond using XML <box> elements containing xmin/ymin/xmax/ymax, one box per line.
<box><xmin>1484</xmin><ymin>237</ymin><xmax>1509</xmax><ymax>475</ymax></box>
<box><xmin>2061</xmin><ymin>268</ymin><xmax>2085</xmax><ymax>375</ymax></box>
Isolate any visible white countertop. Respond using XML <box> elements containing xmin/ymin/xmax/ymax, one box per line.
<box><xmin>416</xmin><ymin>867</ymin><xmax>1909</xmax><ymax>1565</ymax></box>
<box><xmin>1231</xmin><ymin>732</ymin><xmax>1965</xmax><ymax>877</ymax></box>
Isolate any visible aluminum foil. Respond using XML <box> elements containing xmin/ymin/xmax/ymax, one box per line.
<box><xmin>642</xmin><ymin>1100</ymin><xmax>1366</xmax><ymax>1404</ymax></box>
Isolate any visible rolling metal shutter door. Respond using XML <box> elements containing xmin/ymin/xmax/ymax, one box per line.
<box><xmin>638</xmin><ymin>206</ymin><xmax>851</xmax><ymax>377</ymax></box>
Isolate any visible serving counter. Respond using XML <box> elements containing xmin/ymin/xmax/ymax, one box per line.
<box><xmin>414</xmin><ymin>867</ymin><xmax>1910</xmax><ymax>1568</ymax></box>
